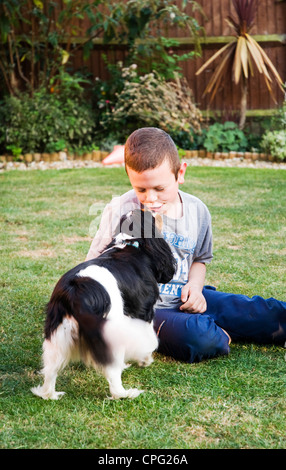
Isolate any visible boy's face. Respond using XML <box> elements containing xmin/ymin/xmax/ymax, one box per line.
<box><xmin>126</xmin><ymin>159</ymin><xmax>187</xmax><ymax>217</ymax></box>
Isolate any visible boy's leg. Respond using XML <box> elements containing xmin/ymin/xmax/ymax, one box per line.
<box><xmin>203</xmin><ymin>286</ymin><xmax>286</xmax><ymax>344</ymax></box>
<box><xmin>154</xmin><ymin>308</ymin><xmax>230</xmax><ymax>363</ymax></box>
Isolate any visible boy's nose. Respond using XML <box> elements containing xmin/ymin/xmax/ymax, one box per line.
<box><xmin>145</xmin><ymin>190</ymin><xmax>157</xmax><ymax>203</ymax></box>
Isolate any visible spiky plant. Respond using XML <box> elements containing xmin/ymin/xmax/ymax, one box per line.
<box><xmin>196</xmin><ymin>0</ymin><xmax>284</xmax><ymax>129</ymax></box>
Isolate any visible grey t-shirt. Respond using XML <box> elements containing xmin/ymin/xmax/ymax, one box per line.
<box><xmin>86</xmin><ymin>189</ymin><xmax>213</xmax><ymax>309</ymax></box>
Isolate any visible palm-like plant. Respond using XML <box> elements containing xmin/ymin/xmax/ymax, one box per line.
<box><xmin>196</xmin><ymin>0</ymin><xmax>284</xmax><ymax>128</ymax></box>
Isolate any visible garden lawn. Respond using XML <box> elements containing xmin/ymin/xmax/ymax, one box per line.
<box><xmin>0</xmin><ymin>166</ymin><xmax>285</xmax><ymax>449</ymax></box>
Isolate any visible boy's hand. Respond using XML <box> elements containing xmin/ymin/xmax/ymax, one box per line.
<box><xmin>180</xmin><ymin>283</ymin><xmax>232</xmax><ymax>344</ymax></box>
<box><xmin>180</xmin><ymin>284</ymin><xmax>207</xmax><ymax>313</ymax></box>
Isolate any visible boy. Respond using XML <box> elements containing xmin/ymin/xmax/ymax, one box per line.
<box><xmin>86</xmin><ymin>127</ymin><xmax>286</xmax><ymax>363</ymax></box>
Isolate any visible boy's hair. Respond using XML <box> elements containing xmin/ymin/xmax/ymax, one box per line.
<box><xmin>125</xmin><ymin>127</ymin><xmax>181</xmax><ymax>179</ymax></box>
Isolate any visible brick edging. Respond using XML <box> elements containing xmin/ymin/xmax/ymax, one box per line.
<box><xmin>0</xmin><ymin>150</ymin><xmax>109</xmax><ymax>164</ymax></box>
<box><xmin>0</xmin><ymin>149</ymin><xmax>281</xmax><ymax>164</ymax></box>
<box><xmin>181</xmin><ymin>150</ymin><xmax>278</xmax><ymax>162</ymax></box>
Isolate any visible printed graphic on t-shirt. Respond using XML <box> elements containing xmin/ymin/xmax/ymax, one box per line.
<box><xmin>158</xmin><ymin>230</ymin><xmax>196</xmax><ymax>298</ymax></box>
<box><xmin>158</xmin><ymin>280</ymin><xmax>183</xmax><ymax>298</ymax></box>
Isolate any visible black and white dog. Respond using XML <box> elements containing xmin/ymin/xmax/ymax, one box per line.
<box><xmin>31</xmin><ymin>210</ymin><xmax>176</xmax><ymax>400</ymax></box>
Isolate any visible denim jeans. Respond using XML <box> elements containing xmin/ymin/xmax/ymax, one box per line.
<box><xmin>154</xmin><ymin>286</ymin><xmax>286</xmax><ymax>363</ymax></box>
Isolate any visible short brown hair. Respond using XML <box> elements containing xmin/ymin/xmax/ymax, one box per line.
<box><xmin>125</xmin><ymin>127</ymin><xmax>181</xmax><ymax>179</ymax></box>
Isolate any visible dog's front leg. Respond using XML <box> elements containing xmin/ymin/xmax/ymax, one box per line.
<box><xmin>103</xmin><ymin>364</ymin><xmax>144</xmax><ymax>399</ymax></box>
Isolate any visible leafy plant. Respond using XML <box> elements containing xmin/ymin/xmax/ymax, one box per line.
<box><xmin>0</xmin><ymin>88</ymin><xmax>96</xmax><ymax>154</ymax></box>
<box><xmin>203</xmin><ymin>121</ymin><xmax>248</xmax><ymax>153</ymax></box>
<box><xmin>5</xmin><ymin>144</ymin><xmax>23</xmax><ymax>158</ymax></box>
<box><xmin>171</xmin><ymin>128</ymin><xmax>207</xmax><ymax>150</ymax></box>
<box><xmin>0</xmin><ymin>0</ymin><xmax>104</xmax><ymax>96</ymax></box>
<box><xmin>0</xmin><ymin>0</ymin><xmax>204</xmax><ymax>97</ymax></box>
<box><xmin>45</xmin><ymin>139</ymin><xmax>67</xmax><ymax>154</ymax></box>
<box><xmin>92</xmin><ymin>1</ymin><xmax>205</xmax><ymax>129</ymax></box>
<box><xmin>131</xmin><ymin>36</ymin><xmax>199</xmax><ymax>81</ymax></box>
<box><xmin>196</xmin><ymin>0</ymin><xmax>284</xmax><ymax>129</ymax></box>
<box><xmin>98</xmin><ymin>65</ymin><xmax>202</xmax><ymax>141</ymax></box>
<box><xmin>261</xmin><ymin>130</ymin><xmax>286</xmax><ymax>161</ymax></box>
<box><xmin>88</xmin><ymin>0</ymin><xmax>204</xmax><ymax>81</ymax></box>
<box><xmin>270</xmin><ymin>101</ymin><xmax>286</xmax><ymax>130</ymax></box>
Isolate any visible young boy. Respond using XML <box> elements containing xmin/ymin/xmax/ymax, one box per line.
<box><xmin>86</xmin><ymin>127</ymin><xmax>286</xmax><ymax>363</ymax></box>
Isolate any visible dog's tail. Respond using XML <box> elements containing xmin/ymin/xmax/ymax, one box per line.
<box><xmin>44</xmin><ymin>275</ymin><xmax>112</xmax><ymax>365</ymax></box>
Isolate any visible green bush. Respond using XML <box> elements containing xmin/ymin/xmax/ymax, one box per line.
<box><xmin>261</xmin><ymin>130</ymin><xmax>286</xmax><ymax>161</ymax></box>
<box><xmin>203</xmin><ymin>121</ymin><xmax>248</xmax><ymax>153</ymax></box>
<box><xmin>98</xmin><ymin>65</ymin><xmax>202</xmax><ymax>142</ymax></box>
<box><xmin>0</xmin><ymin>84</ymin><xmax>96</xmax><ymax>155</ymax></box>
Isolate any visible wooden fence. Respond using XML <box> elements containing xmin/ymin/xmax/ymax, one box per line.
<box><xmin>68</xmin><ymin>0</ymin><xmax>285</xmax><ymax>116</ymax></box>
<box><xmin>18</xmin><ymin>0</ymin><xmax>286</xmax><ymax>115</ymax></box>
<box><xmin>180</xmin><ymin>0</ymin><xmax>286</xmax><ymax>114</ymax></box>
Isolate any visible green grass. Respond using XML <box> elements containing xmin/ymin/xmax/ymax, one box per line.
<box><xmin>0</xmin><ymin>166</ymin><xmax>285</xmax><ymax>449</ymax></box>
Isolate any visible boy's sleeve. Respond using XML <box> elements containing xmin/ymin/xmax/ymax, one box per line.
<box><xmin>86</xmin><ymin>192</ymin><xmax>139</xmax><ymax>261</ymax></box>
<box><xmin>86</xmin><ymin>202</ymin><xmax>118</xmax><ymax>260</ymax></box>
<box><xmin>193</xmin><ymin>206</ymin><xmax>213</xmax><ymax>264</ymax></box>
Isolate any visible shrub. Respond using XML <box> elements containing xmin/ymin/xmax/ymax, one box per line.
<box><xmin>203</xmin><ymin>121</ymin><xmax>248</xmax><ymax>153</ymax></box>
<box><xmin>261</xmin><ymin>130</ymin><xmax>286</xmax><ymax>161</ymax></box>
<box><xmin>0</xmin><ymin>87</ymin><xmax>96</xmax><ymax>155</ymax></box>
<box><xmin>99</xmin><ymin>65</ymin><xmax>202</xmax><ymax>142</ymax></box>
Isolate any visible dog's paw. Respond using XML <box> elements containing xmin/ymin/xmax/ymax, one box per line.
<box><xmin>126</xmin><ymin>388</ymin><xmax>144</xmax><ymax>399</ymax></box>
<box><xmin>31</xmin><ymin>386</ymin><xmax>65</xmax><ymax>400</ymax></box>
<box><xmin>138</xmin><ymin>355</ymin><xmax>153</xmax><ymax>367</ymax></box>
<box><xmin>49</xmin><ymin>391</ymin><xmax>65</xmax><ymax>400</ymax></box>
<box><xmin>110</xmin><ymin>388</ymin><xmax>144</xmax><ymax>399</ymax></box>
<box><xmin>123</xmin><ymin>363</ymin><xmax>132</xmax><ymax>370</ymax></box>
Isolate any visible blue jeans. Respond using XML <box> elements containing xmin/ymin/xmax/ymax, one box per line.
<box><xmin>153</xmin><ymin>286</ymin><xmax>286</xmax><ymax>363</ymax></box>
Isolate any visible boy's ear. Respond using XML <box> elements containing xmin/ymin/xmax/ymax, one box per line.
<box><xmin>177</xmin><ymin>162</ymin><xmax>187</xmax><ymax>184</ymax></box>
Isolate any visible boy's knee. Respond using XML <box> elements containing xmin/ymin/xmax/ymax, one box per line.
<box><xmin>156</xmin><ymin>313</ymin><xmax>230</xmax><ymax>363</ymax></box>
<box><xmin>184</xmin><ymin>324</ymin><xmax>230</xmax><ymax>363</ymax></box>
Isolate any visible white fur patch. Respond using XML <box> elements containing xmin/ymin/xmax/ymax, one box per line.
<box><xmin>77</xmin><ymin>265</ymin><xmax>124</xmax><ymax>321</ymax></box>
<box><xmin>77</xmin><ymin>264</ymin><xmax>158</xmax><ymax>364</ymax></box>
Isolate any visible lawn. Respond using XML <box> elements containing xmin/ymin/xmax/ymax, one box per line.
<box><xmin>0</xmin><ymin>165</ymin><xmax>285</xmax><ymax>449</ymax></box>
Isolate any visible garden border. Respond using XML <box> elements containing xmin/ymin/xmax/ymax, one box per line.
<box><xmin>0</xmin><ymin>149</ymin><xmax>281</xmax><ymax>167</ymax></box>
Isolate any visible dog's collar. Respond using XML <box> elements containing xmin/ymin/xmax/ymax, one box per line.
<box><xmin>102</xmin><ymin>238</ymin><xmax>140</xmax><ymax>255</ymax></box>
<box><xmin>125</xmin><ymin>240</ymin><xmax>140</xmax><ymax>249</ymax></box>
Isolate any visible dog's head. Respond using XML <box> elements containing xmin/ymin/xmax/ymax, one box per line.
<box><xmin>118</xmin><ymin>209</ymin><xmax>163</xmax><ymax>240</ymax></box>
<box><xmin>113</xmin><ymin>209</ymin><xmax>177</xmax><ymax>284</ymax></box>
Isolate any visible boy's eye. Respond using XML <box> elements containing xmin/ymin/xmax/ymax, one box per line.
<box><xmin>136</xmin><ymin>187</ymin><xmax>164</xmax><ymax>193</ymax></box>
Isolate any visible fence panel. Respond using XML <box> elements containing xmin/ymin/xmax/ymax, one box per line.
<box><xmin>42</xmin><ymin>0</ymin><xmax>286</xmax><ymax>113</ymax></box>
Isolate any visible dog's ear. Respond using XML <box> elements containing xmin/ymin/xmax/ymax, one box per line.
<box><xmin>117</xmin><ymin>210</ymin><xmax>176</xmax><ymax>283</ymax></box>
<box><xmin>143</xmin><ymin>237</ymin><xmax>177</xmax><ymax>284</ymax></box>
